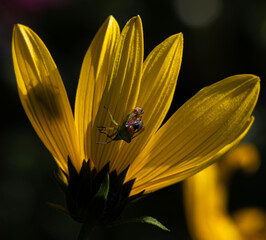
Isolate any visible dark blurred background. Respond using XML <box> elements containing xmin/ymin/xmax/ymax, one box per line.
<box><xmin>0</xmin><ymin>0</ymin><xmax>265</xmax><ymax>239</ymax></box>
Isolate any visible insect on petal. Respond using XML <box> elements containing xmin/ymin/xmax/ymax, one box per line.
<box><xmin>115</xmin><ymin>33</ymin><xmax>183</xmax><ymax>173</ymax></box>
<box><xmin>92</xmin><ymin>15</ymin><xmax>144</xmax><ymax>171</ymax></box>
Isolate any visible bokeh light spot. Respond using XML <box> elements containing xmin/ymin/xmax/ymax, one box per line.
<box><xmin>174</xmin><ymin>0</ymin><xmax>222</xmax><ymax>28</ymax></box>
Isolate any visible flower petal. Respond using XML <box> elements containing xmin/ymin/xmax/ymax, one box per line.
<box><xmin>220</xmin><ymin>143</ymin><xmax>260</xmax><ymax>175</ymax></box>
<box><xmin>92</xmin><ymin>16</ymin><xmax>144</xmax><ymax>171</ymax></box>
<box><xmin>183</xmin><ymin>164</ymin><xmax>243</xmax><ymax>240</ymax></box>
<box><xmin>74</xmin><ymin>16</ymin><xmax>120</xmax><ymax>162</ymax></box>
<box><xmin>233</xmin><ymin>208</ymin><xmax>266</xmax><ymax>239</ymax></box>
<box><xmin>126</xmin><ymin>74</ymin><xmax>260</xmax><ymax>194</ymax></box>
<box><xmin>12</xmin><ymin>24</ymin><xmax>81</xmax><ymax>173</ymax></box>
<box><xmin>183</xmin><ymin>144</ymin><xmax>261</xmax><ymax>240</ymax></box>
<box><xmin>115</xmin><ymin>33</ymin><xmax>183</xmax><ymax>173</ymax></box>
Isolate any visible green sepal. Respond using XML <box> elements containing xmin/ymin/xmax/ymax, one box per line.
<box><xmin>77</xmin><ymin>173</ymin><xmax>110</xmax><ymax>240</ymax></box>
<box><xmin>65</xmin><ymin>159</ymin><xmax>90</xmax><ymax>222</ymax></box>
<box><xmin>94</xmin><ymin>173</ymin><xmax>109</xmax><ymax>200</ymax></box>
<box><xmin>47</xmin><ymin>202</ymin><xmax>69</xmax><ymax>215</ymax></box>
<box><xmin>53</xmin><ymin>158</ymin><xmax>150</xmax><ymax>236</ymax></box>
<box><xmin>91</xmin><ymin>162</ymin><xmax>109</xmax><ymax>195</ymax></box>
<box><xmin>103</xmin><ymin>167</ymin><xmax>131</xmax><ymax>222</ymax></box>
<box><xmin>88</xmin><ymin>173</ymin><xmax>110</xmax><ymax>220</ymax></box>
<box><xmin>108</xmin><ymin>216</ymin><xmax>170</xmax><ymax>231</ymax></box>
<box><xmin>139</xmin><ymin>216</ymin><xmax>170</xmax><ymax>231</ymax></box>
<box><xmin>78</xmin><ymin>160</ymin><xmax>92</xmax><ymax>198</ymax></box>
<box><xmin>53</xmin><ymin>169</ymin><xmax>68</xmax><ymax>193</ymax></box>
<box><xmin>66</xmin><ymin>160</ymin><xmax>111</xmax><ymax>223</ymax></box>
<box><xmin>109</xmin><ymin>165</ymin><xmax>129</xmax><ymax>196</ymax></box>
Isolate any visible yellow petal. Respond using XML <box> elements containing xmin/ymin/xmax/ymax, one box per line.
<box><xmin>114</xmin><ymin>33</ymin><xmax>183</xmax><ymax>173</ymax></box>
<box><xmin>233</xmin><ymin>208</ymin><xmax>266</xmax><ymax>239</ymax></box>
<box><xmin>74</xmin><ymin>16</ymin><xmax>120</xmax><ymax>162</ymax></box>
<box><xmin>92</xmin><ymin>15</ymin><xmax>144</xmax><ymax>171</ymax></box>
<box><xmin>127</xmin><ymin>74</ymin><xmax>260</xmax><ymax>194</ymax></box>
<box><xmin>184</xmin><ymin>145</ymin><xmax>263</xmax><ymax>240</ymax></box>
<box><xmin>183</xmin><ymin>164</ymin><xmax>243</xmax><ymax>240</ymax></box>
<box><xmin>12</xmin><ymin>24</ymin><xmax>81</xmax><ymax>173</ymax></box>
<box><xmin>220</xmin><ymin>143</ymin><xmax>260</xmax><ymax>177</ymax></box>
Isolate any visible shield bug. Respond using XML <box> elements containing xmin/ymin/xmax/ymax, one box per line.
<box><xmin>97</xmin><ymin>106</ymin><xmax>144</xmax><ymax>144</ymax></box>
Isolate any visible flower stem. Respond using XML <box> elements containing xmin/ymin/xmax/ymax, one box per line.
<box><xmin>78</xmin><ymin>223</ymin><xmax>94</xmax><ymax>240</ymax></box>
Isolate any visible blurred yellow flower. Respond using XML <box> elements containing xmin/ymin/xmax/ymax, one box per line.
<box><xmin>12</xmin><ymin>14</ymin><xmax>260</xmax><ymax>235</ymax></box>
<box><xmin>184</xmin><ymin>144</ymin><xmax>266</xmax><ymax>240</ymax></box>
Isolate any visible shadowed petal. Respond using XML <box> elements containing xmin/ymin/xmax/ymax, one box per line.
<box><xmin>75</xmin><ymin>16</ymin><xmax>120</xmax><ymax>162</ymax></box>
<box><xmin>12</xmin><ymin>24</ymin><xmax>81</xmax><ymax>173</ymax></box>
<box><xmin>126</xmin><ymin>74</ymin><xmax>260</xmax><ymax>194</ymax></box>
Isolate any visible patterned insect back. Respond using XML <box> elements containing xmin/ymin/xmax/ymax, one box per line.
<box><xmin>97</xmin><ymin>107</ymin><xmax>144</xmax><ymax>144</ymax></box>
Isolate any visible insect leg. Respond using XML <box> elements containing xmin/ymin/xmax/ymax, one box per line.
<box><xmin>97</xmin><ymin>126</ymin><xmax>117</xmax><ymax>133</ymax></box>
<box><xmin>132</xmin><ymin>125</ymin><xmax>145</xmax><ymax>139</ymax></box>
<box><xmin>104</xmin><ymin>106</ymin><xmax>119</xmax><ymax>126</ymax></box>
<box><xmin>96</xmin><ymin>131</ymin><xmax>117</xmax><ymax>144</ymax></box>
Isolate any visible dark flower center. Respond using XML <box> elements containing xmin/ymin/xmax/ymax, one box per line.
<box><xmin>55</xmin><ymin>158</ymin><xmax>144</xmax><ymax>226</ymax></box>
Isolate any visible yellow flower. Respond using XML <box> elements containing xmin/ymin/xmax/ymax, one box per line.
<box><xmin>12</xmin><ymin>15</ymin><xmax>260</xmax><ymax>233</ymax></box>
<box><xmin>183</xmin><ymin>144</ymin><xmax>266</xmax><ymax>240</ymax></box>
